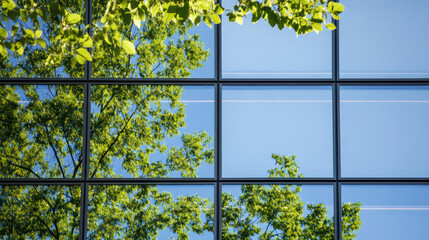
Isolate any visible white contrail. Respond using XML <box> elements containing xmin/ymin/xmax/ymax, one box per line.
<box><xmin>360</xmin><ymin>205</ymin><xmax>429</xmax><ymax>211</ymax></box>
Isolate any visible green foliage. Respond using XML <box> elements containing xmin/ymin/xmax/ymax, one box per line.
<box><xmin>218</xmin><ymin>155</ymin><xmax>361</xmax><ymax>240</ymax></box>
<box><xmin>226</xmin><ymin>0</ymin><xmax>344</xmax><ymax>34</ymax></box>
<box><xmin>0</xmin><ymin>185</ymin><xmax>81</xmax><ymax>239</ymax></box>
<box><xmin>0</xmin><ymin>0</ymin><xmax>344</xmax><ymax>67</ymax></box>
<box><xmin>0</xmin><ymin>1</ymin><xmax>358</xmax><ymax>238</ymax></box>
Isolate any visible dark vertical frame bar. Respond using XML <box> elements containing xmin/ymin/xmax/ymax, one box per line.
<box><xmin>215</xmin><ymin>1</ymin><xmax>222</xmax><ymax>238</ymax></box>
<box><xmin>81</xmin><ymin>0</ymin><xmax>92</xmax><ymax>238</ymax></box>
<box><xmin>4</xmin><ymin>1</ymin><xmax>429</xmax><ymax>240</ymax></box>
<box><xmin>334</xmin><ymin>83</ymin><xmax>342</xmax><ymax>240</ymax></box>
<box><xmin>215</xmin><ymin>83</ymin><xmax>222</xmax><ymax>240</ymax></box>
<box><xmin>80</xmin><ymin>82</ymin><xmax>91</xmax><ymax>240</ymax></box>
<box><xmin>332</xmin><ymin>1</ymin><xmax>341</xmax><ymax>239</ymax></box>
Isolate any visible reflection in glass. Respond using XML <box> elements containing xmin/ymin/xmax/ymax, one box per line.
<box><xmin>340</xmin><ymin>0</ymin><xmax>429</xmax><ymax>78</ymax></box>
<box><xmin>223</xmin><ymin>185</ymin><xmax>358</xmax><ymax>239</ymax></box>
<box><xmin>91</xmin><ymin>0</ymin><xmax>214</xmax><ymax>78</ymax></box>
<box><xmin>0</xmin><ymin>0</ymin><xmax>85</xmax><ymax>78</ymax></box>
<box><xmin>88</xmin><ymin>185</ymin><xmax>214</xmax><ymax>239</ymax></box>
<box><xmin>222</xmin><ymin>0</ymin><xmax>331</xmax><ymax>78</ymax></box>
<box><xmin>0</xmin><ymin>85</ymin><xmax>84</xmax><ymax>178</ymax></box>
<box><xmin>341</xmin><ymin>86</ymin><xmax>429</xmax><ymax>177</ymax></box>
<box><xmin>90</xmin><ymin>85</ymin><xmax>214</xmax><ymax>178</ymax></box>
<box><xmin>222</xmin><ymin>86</ymin><xmax>333</xmax><ymax>178</ymax></box>
<box><xmin>342</xmin><ymin>185</ymin><xmax>429</xmax><ymax>240</ymax></box>
<box><xmin>0</xmin><ymin>185</ymin><xmax>81</xmax><ymax>239</ymax></box>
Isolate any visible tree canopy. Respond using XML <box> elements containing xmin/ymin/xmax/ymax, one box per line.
<box><xmin>0</xmin><ymin>0</ymin><xmax>344</xmax><ymax>70</ymax></box>
<box><xmin>0</xmin><ymin>0</ymin><xmax>359</xmax><ymax>239</ymax></box>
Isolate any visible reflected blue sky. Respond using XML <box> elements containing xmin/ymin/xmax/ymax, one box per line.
<box><xmin>340</xmin><ymin>0</ymin><xmax>429</xmax><ymax>78</ymax></box>
<box><xmin>341</xmin><ymin>86</ymin><xmax>429</xmax><ymax>177</ymax></box>
<box><xmin>221</xmin><ymin>0</ymin><xmax>332</xmax><ymax>78</ymax></box>
<box><xmin>342</xmin><ymin>185</ymin><xmax>429</xmax><ymax>240</ymax></box>
<box><xmin>222</xmin><ymin>86</ymin><xmax>333</xmax><ymax>178</ymax></box>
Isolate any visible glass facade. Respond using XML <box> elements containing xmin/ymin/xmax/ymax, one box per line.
<box><xmin>1</xmin><ymin>0</ymin><xmax>428</xmax><ymax>239</ymax></box>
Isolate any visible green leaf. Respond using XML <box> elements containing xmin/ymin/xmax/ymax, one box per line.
<box><xmin>214</xmin><ymin>5</ymin><xmax>224</xmax><ymax>15</ymax></box>
<box><xmin>101</xmin><ymin>15</ymin><xmax>107</xmax><ymax>24</ymax></box>
<box><xmin>0</xmin><ymin>45</ymin><xmax>7</xmax><ymax>58</ymax></box>
<box><xmin>280</xmin><ymin>8</ymin><xmax>287</xmax><ymax>17</ymax></box>
<box><xmin>133</xmin><ymin>15</ymin><xmax>141</xmax><ymax>29</ymax></box>
<box><xmin>82</xmin><ymin>37</ymin><xmax>93</xmax><ymax>48</ymax></box>
<box><xmin>312</xmin><ymin>23</ymin><xmax>323</xmax><ymax>31</ymax></box>
<box><xmin>235</xmin><ymin>16</ymin><xmax>243</xmax><ymax>25</ymax></box>
<box><xmin>0</xmin><ymin>28</ymin><xmax>7</xmax><ymax>38</ymax></box>
<box><xmin>333</xmin><ymin>3</ymin><xmax>344</xmax><ymax>13</ymax></box>
<box><xmin>210</xmin><ymin>14</ymin><xmax>221</xmax><ymax>24</ymax></box>
<box><xmin>327</xmin><ymin>2</ymin><xmax>334</xmax><ymax>12</ymax></box>
<box><xmin>35</xmin><ymin>30</ymin><xmax>42</xmax><ymax>38</ymax></box>
<box><xmin>16</xmin><ymin>46</ymin><xmax>24</xmax><ymax>55</ymax></box>
<box><xmin>195</xmin><ymin>15</ymin><xmax>201</xmax><ymax>26</ymax></box>
<box><xmin>75</xmin><ymin>54</ymin><xmax>86</xmax><ymax>64</ymax></box>
<box><xmin>268</xmin><ymin>12</ymin><xmax>277</xmax><ymax>27</ymax></box>
<box><xmin>122</xmin><ymin>40</ymin><xmax>136</xmax><ymax>55</ymax></box>
<box><xmin>76</xmin><ymin>47</ymin><xmax>92</xmax><ymax>61</ymax></box>
<box><xmin>326</xmin><ymin>23</ymin><xmax>336</xmax><ymax>30</ymax></box>
<box><xmin>203</xmin><ymin>15</ymin><xmax>212</xmax><ymax>28</ymax></box>
<box><xmin>12</xmin><ymin>25</ymin><xmax>19</xmax><ymax>35</ymax></box>
<box><xmin>2</xmin><ymin>0</ymin><xmax>16</xmax><ymax>10</ymax></box>
<box><xmin>25</xmin><ymin>29</ymin><xmax>34</xmax><ymax>38</ymax></box>
<box><xmin>36</xmin><ymin>38</ymin><xmax>46</xmax><ymax>48</ymax></box>
<box><xmin>252</xmin><ymin>12</ymin><xmax>261</xmax><ymax>23</ymax></box>
<box><xmin>67</xmin><ymin>14</ymin><xmax>81</xmax><ymax>24</ymax></box>
<box><xmin>120</xmin><ymin>0</ymin><xmax>128</xmax><ymax>9</ymax></box>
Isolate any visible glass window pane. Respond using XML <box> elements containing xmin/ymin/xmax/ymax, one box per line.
<box><xmin>222</xmin><ymin>86</ymin><xmax>333</xmax><ymax>178</ymax></box>
<box><xmin>88</xmin><ymin>185</ymin><xmax>214</xmax><ymax>239</ymax></box>
<box><xmin>0</xmin><ymin>0</ymin><xmax>85</xmax><ymax>78</ymax></box>
<box><xmin>221</xmin><ymin>0</ymin><xmax>331</xmax><ymax>79</ymax></box>
<box><xmin>340</xmin><ymin>86</ymin><xmax>429</xmax><ymax>177</ymax></box>
<box><xmin>0</xmin><ymin>85</ymin><xmax>84</xmax><ymax>178</ymax></box>
<box><xmin>90</xmin><ymin>85</ymin><xmax>214</xmax><ymax>178</ymax></box>
<box><xmin>222</xmin><ymin>185</ymin><xmax>335</xmax><ymax>239</ymax></box>
<box><xmin>342</xmin><ymin>185</ymin><xmax>429</xmax><ymax>239</ymax></box>
<box><xmin>340</xmin><ymin>0</ymin><xmax>429</xmax><ymax>78</ymax></box>
<box><xmin>91</xmin><ymin>0</ymin><xmax>214</xmax><ymax>79</ymax></box>
<box><xmin>0</xmin><ymin>185</ymin><xmax>81</xmax><ymax>239</ymax></box>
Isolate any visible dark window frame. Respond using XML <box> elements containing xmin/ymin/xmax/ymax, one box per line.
<box><xmin>1</xmin><ymin>1</ymin><xmax>429</xmax><ymax>239</ymax></box>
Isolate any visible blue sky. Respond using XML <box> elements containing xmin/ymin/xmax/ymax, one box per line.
<box><xmin>221</xmin><ymin>0</ymin><xmax>331</xmax><ymax>79</ymax></box>
<box><xmin>222</xmin><ymin>85</ymin><xmax>333</xmax><ymax>178</ymax></box>
<box><xmin>13</xmin><ymin>82</ymin><xmax>429</xmax><ymax>239</ymax></box>
<box><xmin>340</xmin><ymin>0</ymin><xmax>429</xmax><ymax>78</ymax></box>
<box><xmin>342</xmin><ymin>185</ymin><xmax>429</xmax><ymax>240</ymax></box>
<box><xmin>6</xmin><ymin>0</ymin><xmax>429</xmax><ymax>238</ymax></box>
<box><xmin>340</xmin><ymin>86</ymin><xmax>429</xmax><ymax>177</ymax></box>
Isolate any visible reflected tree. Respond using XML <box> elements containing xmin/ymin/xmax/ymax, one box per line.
<box><xmin>0</xmin><ymin>0</ymin><xmax>344</xmax><ymax>68</ymax></box>
<box><xmin>0</xmin><ymin>0</ymin><xmax>359</xmax><ymax>239</ymax></box>
<box><xmin>218</xmin><ymin>155</ymin><xmax>361</xmax><ymax>240</ymax></box>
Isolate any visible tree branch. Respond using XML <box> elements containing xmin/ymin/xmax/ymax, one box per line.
<box><xmin>90</xmin><ymin>107</ymin><xmax>138</xmax><ymax>178</ymax></box>
<box><xmin>43</xmin><ymin>124</ymin><xmax>66</xmax><ymax>178</ymax></box>
<box><xmin>6</xmin><ymin>160</ymin><xmax>42</xmax><ymax>178</ymax></box>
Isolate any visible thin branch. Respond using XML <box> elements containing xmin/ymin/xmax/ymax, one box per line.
<box><xmin>71</xmin><ymin>155</ymin><xmax>83</xmax><ymax>179</ymax></box>
<box><xmin>90</xmin><ymin>107</ymin><xmax>138</xmax><ymax>178</ymax></box>
<box><xmin>43</xmin><ymin>124</ymin><xmax>66</xmax><ymax>178</ymax></box>
<box><xmin>6</xmin><ymin>160</ymin><xmax>42</xmax><ymax>178</ymax></box>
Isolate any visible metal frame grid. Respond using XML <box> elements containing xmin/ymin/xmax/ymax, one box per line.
<box><xmin>1</xmin><ymin>0</ymin><xmax>429</xmax><ymax>239</ymax></box>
